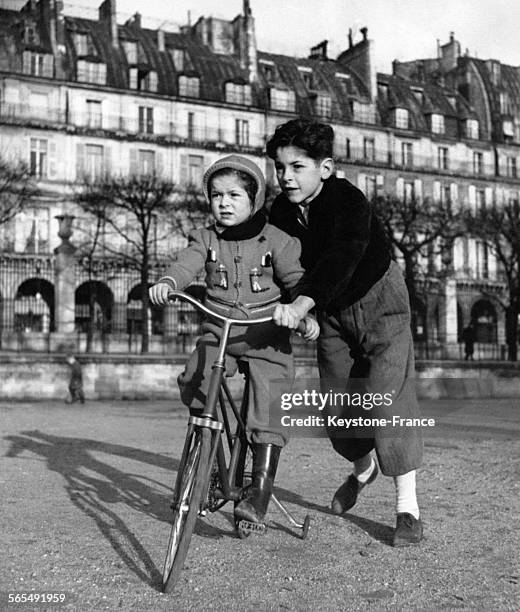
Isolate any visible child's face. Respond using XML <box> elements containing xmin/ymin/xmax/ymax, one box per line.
<box><xmin>210</xmin><ymin>174</ymin><xmax>253</xmax><ymax>226</ymax></box>
<box><xmin>274</xmin><ymin>146</ymin><xmax>331</xmax><ymax>206</ymax></box>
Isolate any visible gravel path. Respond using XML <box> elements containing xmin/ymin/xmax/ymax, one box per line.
<box><xmin>1</xmin><ymin>399</ymin><xmax>519</xmax><ymax>611</ymax></box>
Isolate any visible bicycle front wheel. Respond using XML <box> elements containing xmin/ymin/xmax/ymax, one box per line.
<box><xmin>162</xmin><ymin>427</ymin><xmax>211</xmax><ymax>593</ymax></box>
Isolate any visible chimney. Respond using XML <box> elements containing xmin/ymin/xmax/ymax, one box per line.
<box><xmin>133</xmin><ymin>12</ymin><xmax>141</xmax><ymax>28</ymax></box>
<box><xmin>337</xmin><ymin>26</ymin><xmax>376</xmax><ymax>100</ymax></box>
<box><xmin>99</xmin><ymin>0</ymin><xmax>118</xmax><ymax>47</ymax></box>
<box><xmin>309</xmin><ymin>40</ymin><xmax>328</xmax><ymax>61</ymax></box>
<box><xmin>440</xmin><ymin>32</ymin><xmax>460</xmax><ymax>72</ymax></box>
<box><xmin>244</xmin><ymin>0</ymin><xmax>257</xmax><ymax>82</ymax></box>
<box><xmin>157</xmin><ymin>28</ymin><xmax>165</xmax><ymax>52</ymax></box>
<box><xmin>233</xmin><ymin>0</ymin><xmax>257</xmax><ymax>82</ymax></box>
<box><xmin>348</xmin><ymin>28</ymin><xmax>353</xmax><ymax>49</ymax></box>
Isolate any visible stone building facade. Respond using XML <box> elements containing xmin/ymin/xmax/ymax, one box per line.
<box><xmin>0</xmin><ymin>0</ymin><xmax>518</xmax><ymax>355</ymax></box>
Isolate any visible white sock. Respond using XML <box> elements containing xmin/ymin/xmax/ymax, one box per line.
<box><xmin>354</xmin><ymin>455</ymin><xmax>375</xmax><ymax>484</ymax></box>
<box><xmin>394</xmin><ymin>470</ymin><xmax>420</xmax><ymax>519</ymax></box>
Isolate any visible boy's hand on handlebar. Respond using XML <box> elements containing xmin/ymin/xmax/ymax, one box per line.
<box><xmin>272</xmin><ymin>295</ymin><xmax>315</xmax><ymax>330</ymax></box>
<box><xmin>301</xmin><ymin>315</ymin><xmax>320</xmax><ymax>341</ymax></box>
<box><xmin>272</xmin><ymin>304</ymin><xmax>303</xmax><ymax>329</ymax></box>
<box><xmin>149</xmin><ymin>282</ymin><xmax>172</xmax><ymax>306</ymax></box>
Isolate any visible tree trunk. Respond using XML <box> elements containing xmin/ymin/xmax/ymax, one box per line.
<box><xmin>140</xmin><ymin>253</ymin><xmax>150</xmax><ymax>354</ymax></box>
<box><xmin>505</xmin><ymin>305</ymin><xmax>518</xmax><ymax>362</ymax></box>
<box><xmin>87</xmin><ymin>268</ymin><xmax>95</xmax><ymax>353</ymax></box>
<box><xmin>403</xmin><ymin>254</ymin><xmax>418</xmax><ymax>335</ymax></box>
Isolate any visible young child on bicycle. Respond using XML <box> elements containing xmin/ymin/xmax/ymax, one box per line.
<box><xmin>149</xmin><ymin>154</ymin><xmax>318</xmax><ymax>527</ymax></box>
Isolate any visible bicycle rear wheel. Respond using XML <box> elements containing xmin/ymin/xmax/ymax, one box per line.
<box><xmin>162</xmin><ymin>427</ymin><xmax>211</xmax><ymax>593</ymax></box>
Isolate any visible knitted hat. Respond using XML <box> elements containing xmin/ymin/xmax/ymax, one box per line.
<box><xmin>202</xmin><ymin>155</ymin><xmax>266</xmax><ymax>214</ymax></box>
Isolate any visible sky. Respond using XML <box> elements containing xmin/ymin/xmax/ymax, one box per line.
<box><xmin>5</xmin><ymin>0</ymin><xmax>520</xmax><ymax>72</ymax></box>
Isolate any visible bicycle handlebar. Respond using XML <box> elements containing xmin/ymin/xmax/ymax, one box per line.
<box><xmin>167</xmin><ymin>290</ymin><xmax>307</xmax><ymax>333</ymax></box>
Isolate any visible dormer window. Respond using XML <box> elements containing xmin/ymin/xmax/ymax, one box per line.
<box><xmin>122</xmin><ymin>40</ymin><xmax>138</xmax><ymax>65</ymax></box>
<box><xmin>77</xmin><ymin>60</ymin><xmax>106</xmax><ymax>85</ymax></box>
<box><xmin>225</xmin><ymin>82</ymin><xmax>252</xmax><ymax>106</ymax></box>
<box><xmin>73</xmin><ymin>32</ymin><xmax>95</xmax><ymax>57</ymax></box>
<box><xmin>22</xmin><ymin>22</ymin><xmax>39</xmax><ymax>45</ymax></box>
<box><xmin>178</xmin><ymin>75</ymin><xmax>200</xmax><ymax>98</ymax></box>
<box><xmin>269</xmin><ymin>87</ymin><xmax>296</xmax><ymax>112</ymax></box>
<box><xmin>500</xmin><ymin>92</ymin><xmax>511</xmax><ymax>115</ymax></box>
<box><xmin>314</xmin><ymin>93</ymin><xmax>331</xmax><ymax>119</ymax></box>
<box><xmin>352</xmin><ymin>101</ymin><xmax>376</xmax><ymax>124</ymax></box>
<box><xmin>411</xmin><ymin>88</ymin><xmax>423</xmax><ymax>104</ymax></box>
<box><xmin>430</xmin><ymin>113</ymin><xmax>445</xmax><ymax>134</ymax></box>
<box><xmin>129</xmin><ymin>68</ymin><xmax>158</xmax><ymax>92</ymax></box>
<box><xmin>298</xmin><ymin>66</ymin><xmax>314</xmax><ymax>89</ymax></box>
<box><xmin>260</xmin><ymin>60</ymin><xmax>276</xmax><ymax>82</ymax></box>
<box><xmin>394</xmin><ymin>108</ymin><xmax>409</xmax><ymax>129</ymax></box>
<box><xmin>466</xmin><ymin>119</ymin><xmax>479</xmax><ymax>139</ymax></box>
<box><xmin>22</xmin><ymin>51</ymin><xmax>53</xmax><ymax>77</ymax></box>
<box><xmin>169</xmin><ymin>48</ymin><xmax>185</xmax><ymax>71</ymax></box>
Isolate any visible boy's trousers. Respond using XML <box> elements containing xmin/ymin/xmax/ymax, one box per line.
<box><xmin>178</xmin><ymin>321</ymin><xmax>293</xmax><ymax>447</ymax></box>
<box><xmin>317</xmin><ymin>260</ymin><xmax>423</xmax><ymax>476</ymax></box>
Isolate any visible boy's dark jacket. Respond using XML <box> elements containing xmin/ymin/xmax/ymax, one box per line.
<box><xmin>269</xmin><ymin>175</ymin><xmax>392</xmax><ymax>311</ymax></box>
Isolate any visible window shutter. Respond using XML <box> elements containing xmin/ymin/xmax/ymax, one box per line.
<box><xmin>395</xmin><ymin>177</ymin><xmax>404</xmax><ymax>199</ymax></box>
<box><xmin>414</xmin><ymin>179</ymin><xmax>422</xmax><ymax>200</ymax></box>
<box><xmin>22</xmin><ymin>51</ymin><xmax>30</xmax><ymax>73</ymax></box>
<box><xmin>104</xmin><ymin>146</ymin><xmax>112</xmax><ymax>178</ymax></box>
<box><xmin>43</xmin><ymin>54</ymin><xmax>54</xmax><ymax>78</ymax></box>
<box><xmin>433</xmin><ymin>180</ymin><xmax>441</xmax><ymax>202</ymax></box>
<box><xmin>485</xmin><ymin>187</ymin><xmax>493</xmax><ymax>207</ymax></box>
<box><xmin>129</xmin><ymin>148</ymin><xmax>138</xmax><ymax>176</ymax></box>
<box><xmin>357</xmin><ymin>173</ymin><xmax>366</xmax><ymax>191</ymax></box>
<box><xmin>76</xmin><ymin>143</ymin><xmax>85</xmax><ymax>180</ymax></box>
<box><xmin>450</xmin><ymin>183</ymin><xmax>458</xmax><ymax>206</ymax></box>
<box><xmin>156</xmin><ymin>151</ymin><xmax>163</xmax><ymax>178</ymax></box>
<box><xmin>48</xmin><ymin>141</ymin><xmax>57</xmax><ymax>179</ymax></box>
<box><xmin>468</xmin><ymin>185</ymin><xmax>477</xmax><ymax>213</ymax></box>
<box><xmin>180</xmin><ymin>154</ymin><xmax>188</xmax><ymax>184</ymax></box>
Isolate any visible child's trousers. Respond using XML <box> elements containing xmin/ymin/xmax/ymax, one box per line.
<box><xmin>178</xmin><ymin>321</ymin><xmax>293</xmax><ymax>447</ymax></box>
<box><xmin>317</xmin><ymin>260</ymin><xmax>423</xmax><ymax>476</ymax></box>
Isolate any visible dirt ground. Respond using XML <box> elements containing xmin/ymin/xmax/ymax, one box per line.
<box><xmin>1</xmin><ymin>398</ymin><xmax>519</xmax><ymax>611</ymax></box>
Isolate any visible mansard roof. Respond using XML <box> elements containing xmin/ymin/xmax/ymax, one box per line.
<box><xmin>0</xmin><ymin>3</ymin><xmax>488</xmax><ymax>136</ymax></box>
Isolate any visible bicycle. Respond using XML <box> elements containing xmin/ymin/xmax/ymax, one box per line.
<box><xmin>162</xmin><ymin>290</ymin><xmax>311</xmax><ymax>593</ymax></box>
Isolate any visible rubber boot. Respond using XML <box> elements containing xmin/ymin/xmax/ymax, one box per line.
<box><xmin>235</xmin><ymin>443</ymin><xmax>281</xmax><ymax>524</ymax></box>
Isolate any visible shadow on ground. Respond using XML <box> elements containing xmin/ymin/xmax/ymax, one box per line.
<box><xmin>5</xmin><ymin>430</ymin><xmax>179</xmax><ymax>590</ymax></box>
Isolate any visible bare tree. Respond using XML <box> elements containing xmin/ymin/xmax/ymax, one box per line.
<box><xmin>75</xmin><ymin>173</ymin><xmax>207</xmax><ymax>353</ymax></box>
<box><xmin>0</xmin><ymin>157</ymin><xmax>35</xmax><ymax>226</ymax></box>
<box><xmin>372</xmin><ymin>195</ymin><xmax>464</xmax><ymax>337</ymax></box>
<box><xmin>465</xmin><ymin>200</ymin><xmax>520</xmax><ymax>361</ymax></box>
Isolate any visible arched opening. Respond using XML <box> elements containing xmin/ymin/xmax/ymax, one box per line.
<box><xmin>470</xmin><ymin>299</ymin><xmax>497</xmax><ymax>343</ymax></box>
<box><xmin>127</xmin><ymin>284</ymin><xmax>163</xmax><ymax>335</ymax></box>
<box><xmin>75</xmin><ymin>281</ymin><xmax>113</xmax><ymax>333</ymax></box>
<box><xmin>15</xmin><ymin>278</ymin><xmax>55</xmax><ymax>332</ymax></box>
<box><xmin>457</xmin><ymin>303</ymin><xmax>464</xmax><ymax>341</ymax></box>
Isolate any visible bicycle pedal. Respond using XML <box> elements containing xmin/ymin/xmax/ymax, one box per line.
<box><xmin>237</xmin><ymin>520</ymin><xmax>267</xmax><ymax>536</ymax></box>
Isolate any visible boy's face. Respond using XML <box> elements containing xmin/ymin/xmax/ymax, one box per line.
<box><xmin>274</xmin><ymin>146</ymin><xmax>333</xmax><ymax>207</ymax></box>
<box><xmin>210</xmin><ymin>174</ymin><xmax>253</xmax><ymax>226</ymax></box>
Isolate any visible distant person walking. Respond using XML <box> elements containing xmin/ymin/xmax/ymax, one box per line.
<box><xmin>461</xmin><ymin>322</ymin><xmax>476</xmax><ymax>361</ymax></box>
<box><xmin>65</xmin><ymin>354</ymin><xmax>85</xmax><ymax>404</ymax></box>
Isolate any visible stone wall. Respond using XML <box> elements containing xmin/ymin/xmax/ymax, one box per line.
<box><xmin>0</xmin><ymin>354</ymin><xmax>520</xmax><ymax>400</ymax></box>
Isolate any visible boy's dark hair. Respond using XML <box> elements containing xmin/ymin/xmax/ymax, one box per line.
<box><xmin>208</xmin><ymin>168</ymin><xmax>257</xmax><ymax>206</ymax></box>
<box><xmin>266</xmin><ymin>118</ymin><xmax>334</xmax><ymax>160</ymax></box>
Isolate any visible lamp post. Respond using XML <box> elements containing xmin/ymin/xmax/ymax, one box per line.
<box><xmin>54</xmin><ymin>214</ymin><xmax>77</xmax><ymax>340</ymax></box>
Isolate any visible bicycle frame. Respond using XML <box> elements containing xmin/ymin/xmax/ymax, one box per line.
<box><xmin>169</xmin><ymin>290</ymin><xmax>271</xmax><ymax>511</ymax></box>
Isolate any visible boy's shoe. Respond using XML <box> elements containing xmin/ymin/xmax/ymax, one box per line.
<box><xmin>331</xmin><ymin>463</ymin><xmax>378</xmax><ymax>515</ymax></box>
<box><xmin>392</xmin><ymin>513</ymin><xmax>423</xmax><ymax>547</ymax></box>
<box><xmin>234</xmin><ymin>443</ymin><xmax>281</xmax><ymax>525</ymax></box>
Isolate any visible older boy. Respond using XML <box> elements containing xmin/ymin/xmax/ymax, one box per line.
<box><xmin>269</xmin><ymin>118</ymin><xmax>423</xmax><ymax>546</ymax></box>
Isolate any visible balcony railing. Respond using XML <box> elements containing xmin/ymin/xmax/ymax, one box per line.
<box><xmin>334</xmin><ymin>144</ymin><xmax>496</xmax><ymax>177</ymax></box>
<box><xmin>0</xmin><ymin>103</ymin><xmax>66</xmax><ymax>125</ymax></box>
